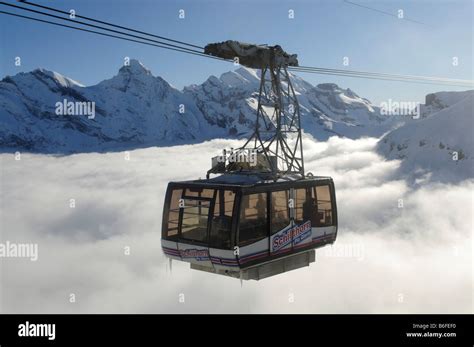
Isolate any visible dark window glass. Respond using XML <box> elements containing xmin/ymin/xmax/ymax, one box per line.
<box><xmin>307</xmin><ymin>188</ymin><xmax>317</xmax><ymax>226</ymax></box>
<box><xmin>315</xmin><ymin>185</ymin><xmax>333</xmax><ymax>226</ymax></box>
<box><xmin>294</xmin><ymin>188</ymin><xmax>308</xmax><ymax>224</ymax></box>
<box><xmin>209</xmin><ymin>190</ymin><xmax>235</xmax><ymax>249</ymax></box>
<box><xmin>239</xmin><ymin>193</ymin><xmax>268</xmax><ymax>246</ymax></box>
<box><xmin>180</xmin><ymin>198</ymin><xmax>211</xmax><ymax>242</ymax></box>
<box><xmin>271</xmin><ymin>190</ymin><xmax>290</xmax><ymax>234</ymax></box>
<box><xmin>166</xmin><ymin>188</ymin><xmax>182</xmax><ymax>239</ymax></box>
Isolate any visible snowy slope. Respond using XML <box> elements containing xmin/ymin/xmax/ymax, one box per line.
<box><xmin>377</xmin><ymin>92</ymin><xmax>474</xmax><ymax>182</ymax></box>
<box><xmin>420</xmin><ymin>90</ymin><xmax>474</xmax><ymax>118</ymax></box>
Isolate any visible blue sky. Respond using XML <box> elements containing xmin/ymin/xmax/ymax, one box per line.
<box><xmin>0</xmin><ymin>0</ymin><xmax>472</xmax><ymax>104</ymax></box>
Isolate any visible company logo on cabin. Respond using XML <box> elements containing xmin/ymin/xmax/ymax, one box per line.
<box><xmin>272</xmin><ymin>221</ymin><xmax>312</xmax><ymax>252</ymax></box>
<box><xmin>180</xmin><ymin>249</ymin><xmax>209</xmax><ymax>261</ymax></box>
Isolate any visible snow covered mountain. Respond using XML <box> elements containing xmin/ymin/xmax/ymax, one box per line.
<box><xmin>0</xmin><ymin>60</ymin><xmax>224</xmax><ymax>153</ymax></box>
<box><xmin>185</xmin><ymin>67</ymin><xmax>400</xmax><ymax>140</ymax></box>
<box><xmin>377</xmin><ymin>91</ymin><xmax>474</xmax><ymax>182</ymax></box>
<box><xmin>0</xmin><ymin>59</ymin><xmax>406</xmax><ymax>153</ymax></box>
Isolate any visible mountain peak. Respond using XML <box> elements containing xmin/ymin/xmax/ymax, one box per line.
<box><xmin>234</xmin><ymin>66</ymin><xmax>260</xmax><ymax>82</ymax></box>
<box><xmin>118</xmin><ymin>59</ymin><xmax>152</xmax><ymax>76</ymax></box>
<box><xmin>218</xmin><ymin>67</ymin><xmax>260</xmax><ymax>87</ymax></box>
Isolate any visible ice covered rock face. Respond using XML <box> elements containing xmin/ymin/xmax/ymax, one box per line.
<box><xmin>119</xmin><ymin>59</ymin><xmax>152</xmax><ymax>76</ymax></box>
<box><xmin>0</xmin><ymin>59</ymin><xmax>447</xmax><ymax>154</ymax></box>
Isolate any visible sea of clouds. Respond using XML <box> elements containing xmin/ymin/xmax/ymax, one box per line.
<box><xmin>0</xmin><ymin>136</ymin><xmax>472</xmax><ymax>313</ymax></box>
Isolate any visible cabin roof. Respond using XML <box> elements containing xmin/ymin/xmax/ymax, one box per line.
<box><xmin>169</xmin><ymin>173</ymin><xmax>333</xmax><ymax>189</ymax></box>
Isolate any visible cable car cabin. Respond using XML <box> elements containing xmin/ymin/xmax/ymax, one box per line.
<box><xmin>161</xmin><ymin>174</ymin><xmax>337</xmax><ymax>280</ymax></box>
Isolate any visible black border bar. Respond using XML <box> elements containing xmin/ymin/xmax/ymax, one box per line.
<box><xmin>0</xmin><ymin>314</ymin><xmax>472</xmax><ymax>345</ymax></box>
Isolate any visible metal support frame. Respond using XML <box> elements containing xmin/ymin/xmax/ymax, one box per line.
<box><xmin>205</xmin><ymin>42</ymin><xmax>305</xmax><ymax>180</ymax></box>
<box><xmin>239</xmin><ymin>62</ymin><xmax>305</xmax><ymax>179</ymax></box>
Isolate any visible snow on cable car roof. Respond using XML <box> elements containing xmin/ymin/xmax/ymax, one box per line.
<box><xmin>204</xmin><ymin>40</ymin><xmax>298</xmax><ymax>69</ymax></box>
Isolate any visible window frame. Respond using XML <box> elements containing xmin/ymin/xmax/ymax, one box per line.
<box><xmin>270</xmin><ymin>189</ymin><xmax>291</xmax><ymax>235</ymax></box>
<box><xmin>162</xmin><ymin>187</ymin><xmax>185</xmax><ymax>240</ymax></box>
<box><xmin>313</xmin><ymin>183</ymin><xmax>336</xmax><ymax>227</ymax></box>
<box><xmin>237</xmin><ymin>191</ymin><xmax>269</xmax><ymax>247</ymax></box>
<box><xmin>178</xmin><ymin>194</ymin><xmax>213</xmax><ymax>244</ymax></box>
<box><xmin>162</xmin><ymin>183</ymin><xmax>241</xmax><ymax>250</ymax></box>
<box><xmin>208</xmin><ymin>189</ymin><xmax>237</xmax><ymax>250</ymax></box>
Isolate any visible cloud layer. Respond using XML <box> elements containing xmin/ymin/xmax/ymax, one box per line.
<box><xmin>0</xmin><ymin>137</ymin><xmax>472</xmax><ymax>313</ymax></box>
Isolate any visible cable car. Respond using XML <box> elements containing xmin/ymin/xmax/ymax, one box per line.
<box><xmin>161</xmin><ymin>41</ymin><xmax>338</xmax><ymax>280</ymax></box>
<box><xmin>161</xmin><ymin>173</ymin><xmax>337</xmax><ymax>280</ymax></box>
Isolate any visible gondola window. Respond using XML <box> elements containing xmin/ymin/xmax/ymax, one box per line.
<box><xmin>165</xmin><ymin>188</ymin><xmax>182</xmax><ymax>239</ymax></box>
<box><xmin>271</xmin><ymin>190</ymin><xmax>290</xmax><ymax>234</ymax></box>
<box><xmin>239</xmin><ymin>193</ymin><xmax>268</xmax><ymax>246</ymax></box>
<box><xmin>316</xmin><ymin>185</ymin><xmax>333</xmax><ymax>226</ymax></box>
<box><xmin>209</xmin><ymin>190</ymin><xmax>235</xmax><ymax>249</ymax></box>
<box><xmin>180</xmin><ymin>189</ymin><xmax>213</xmax><ymax>242</ymax></box>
